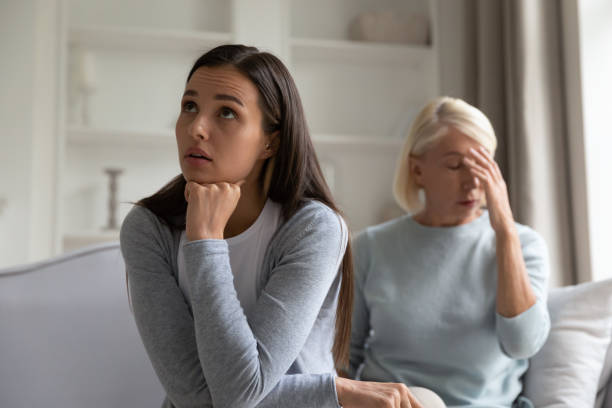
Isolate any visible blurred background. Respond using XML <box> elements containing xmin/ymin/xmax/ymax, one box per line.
<box><xmin>0</xmin><ymin>0</ymin><xmax>610</xmax><ymax>287</ymax></box>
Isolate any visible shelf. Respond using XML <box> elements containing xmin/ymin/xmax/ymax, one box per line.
<box><xmin>67</xmin><ymin>126</ymin><xmax>175</xmax><ymax>147</ymax></box>
<box><xmin>312</xmin><ymin>134</ymin><xmax>404</xmax><ymax>151</ymax></box>
<box><xmin>67</xmin><ymin>126</ymin><xmax>404</xmax><ymax>150</ymax></box>
<box><xmin>69</xmin><ymin>25</ymin><xmax>232</xmax><ymax>53</ymax></box>
<box><xmin>290</xmin><ymin>37</ymin><xmax>433</xmax><ymax>66</ymax></box>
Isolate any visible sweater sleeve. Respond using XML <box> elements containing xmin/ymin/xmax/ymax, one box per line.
<box><xmin>121</xmin><ymin>205</ymin><xmax>345</xmax><ymax>408</ymax></box>
<box><xmin>121</xmin><ymin>206</ymin><xmax>211</xmax><ymax>408</ymax></box>
<box><xmin>348</xmin><ymin>230</ymin><xmax>372</xmax><ymax>378</ymax></box>
<box><xmin>495</xmin><ymin>227</ymin><xmax>551</xmax><ymax>359</ymax></box>
<box><xmin>182</xmin><ymin>204</ymin><xmax>346</xmax><ymax>408</ymax></box>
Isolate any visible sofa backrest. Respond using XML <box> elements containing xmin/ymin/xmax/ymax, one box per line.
<box><xmin>0</xmin><ymin>242</ymin><xmax>165</xmax><ymax>408</ymax></box>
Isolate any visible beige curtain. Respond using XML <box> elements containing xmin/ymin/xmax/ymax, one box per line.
<box><xmin>461</xmin><ymin>0</ymin><xmax>585</xmax><ymax>286</ymax></box>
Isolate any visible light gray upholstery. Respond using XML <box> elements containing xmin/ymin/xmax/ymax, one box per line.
<box><xmin>0</xmin><ymin>243</ymin><xmax>164</xmax><ymax>408</ymax></box>
<box><xmin>1</xmin><ymin>242</ymin><xmax>611</xmax><ymax>407</ymax></box>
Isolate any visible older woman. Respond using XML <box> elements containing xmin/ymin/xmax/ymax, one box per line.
<box><xmin>349</xmin><ymin>97</ymin><xmax>551</xmax><ymax>407</ymax></box>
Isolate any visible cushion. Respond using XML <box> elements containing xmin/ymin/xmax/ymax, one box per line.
<box><xmin>598</xmin><ymin>344</ymin><xmax>612</xmax><ymax>407</ymax></box>
<box><xmin>523</xmin><ymin>278</ymin><xmax>612</xmax><ymax>407</ymax></box>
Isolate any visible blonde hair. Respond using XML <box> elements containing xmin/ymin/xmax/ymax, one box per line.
<box><xmin>393</xmin><ymin>96</ymin><xmax>498</xmax><ymax>213</ymax></box>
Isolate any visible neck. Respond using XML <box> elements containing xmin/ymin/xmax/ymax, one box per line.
<box><xmin>224</xmin><ymin>179</ymin><xmax>267</xmax><ymax>239</ymax></box>
<box><xmin>413</xmin><ymin>207</ymin><xmax>482</xmax><ymax>227</ymax></box>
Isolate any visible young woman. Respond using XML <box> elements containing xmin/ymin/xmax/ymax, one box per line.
<box><xmin>120</xmin><ymin>45</ymin><xmax>431</xmax><ymax>408</ymax></box>
<box><xmin>349</xmin><ymin>97</ymin><xmax>551</xmax><ymax>407</ymax></box>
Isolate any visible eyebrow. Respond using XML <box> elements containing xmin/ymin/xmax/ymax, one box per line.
<box><xmin>442</xmin><ymin>151</ymin><xmax>463</xmax><ymax>157</ymax></box>
<box><xmin>214</xmin><ymin>94</ymin><xmax>244</xmax><ymax>107</ymax></box>
<box><xmin>182</xmin><ymin>89</ymin><xmax>244</xmax><ymax>107</ymax></box>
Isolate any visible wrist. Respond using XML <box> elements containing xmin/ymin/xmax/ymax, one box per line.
<box><xmin>335</xmin><ymin>377</ymin><xmax>353</xmax><ymax>406</ymax></box>
<box><xmin>186</xmin><ymin>230</ymin><xmax>224</xmax><ymax>241</ymax></box>
<box><xmin>494</xmin><ymin>220</ymin><xmax>516</xmax><ymax>239</ymax></box>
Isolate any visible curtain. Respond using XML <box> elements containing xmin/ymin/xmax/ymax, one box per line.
<box><xmin>461</xmin><ymin>0</ymin><xmax>585</xmax><ymax>286</ymax></box>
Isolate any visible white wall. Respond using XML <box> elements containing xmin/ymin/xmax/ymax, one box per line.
<box><xmin>576</xmin><ymin>0</ymin><xmax>612</xmax><ymax>281</ymax></box>
<box><xmin>0</xmin><ymin>1</ymin><xmax>36</xmax><ymax>268</ymax></box>
<box><xmin>0</xmin><ymin>0</ymin><xmax>58</xmax><ymax>268</ymax></box>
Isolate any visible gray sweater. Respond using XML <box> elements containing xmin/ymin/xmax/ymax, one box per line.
<box><xmin>120</xmin><ymin>200</ymin><xmax>347</xmax><ymax>408</ymax></box>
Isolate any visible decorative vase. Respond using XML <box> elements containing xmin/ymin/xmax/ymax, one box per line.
<box><xmin>348</xmin><ymin>11</ymin><xmax>430</xmax><ymax>45</ymax></box>
<box><xmin>104</xmin><ymin>168</ymin><xmax>123</xmax><ymax>230</ymax></box>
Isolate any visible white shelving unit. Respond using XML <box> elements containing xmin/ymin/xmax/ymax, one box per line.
<box><xmin>66</xmin><ymin>126</ymin><xmax>405</xmax><ymax>150</ymax></box>
<box><xmin>66</xmin><ymin>126</ymin><xmax>175</xmax><ymax>147</ymax></box>
<box><xmin>56</xmin><ymin>0</ymin><xmax>439</xmax><ymax>252</ymax></box>
<box><xmin>69</xmin><ymin>26</ymin><xmax>232</xmax><ymax>52</ymax></box>
<box><xmin>290</xmin><ymin>37</ymin><xmax>432</xmax><ymax>65</ymax></box>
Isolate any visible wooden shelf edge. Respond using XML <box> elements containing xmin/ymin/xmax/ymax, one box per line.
<box><xmin>313</xmin><ymin>134</ymin><xmax>404</xmax><ymax>150</ymax></box>
<box><xmin>66</xmin><ymin>126</ymin><xmax>175</xmax><ymax>147</ymax></box>
<box><xmin>291</xmin><ymin>37</ymin><xmax>433</xmax><ymax>66</ymax></box>
<box><xmin>69</xmin><ymin>25</ymin><xmax>233</xmax><ymax>52</ymax></box>
<box><xmin>66</xmin><ymin>126</ymin><xmax>404</xmax><ymax>149</ymax></box>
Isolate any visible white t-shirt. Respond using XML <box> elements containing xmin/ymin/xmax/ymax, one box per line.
<box><xmin>177</xmin><ymin>199</ymin><xmax>283</xmax><ymax>312</ymax></box>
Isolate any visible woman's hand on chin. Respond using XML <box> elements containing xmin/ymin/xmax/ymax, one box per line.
<box><xmin>335</xmin><ymin>377</ymin><xmax>423</xmax><ymax>408</ymax></box>
<box><xmin>184</xmin><ymin>180</ymin><xmax>244</xmax><ymax>241</ymax></box>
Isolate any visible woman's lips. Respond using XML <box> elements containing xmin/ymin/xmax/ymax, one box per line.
<box><xmin>184</xmin><ymin>147</ymin><xmax>212</xmax><ymax>167</ymax></box>
<box><xmin>184</xmin><ymin>155</ymin><xmax>212</xmax><ymax>167</ymax></box>
<box><xmin>459</xmin><ymin>200</ymin><xmax>478</xmax><ymax>207</ymax></box>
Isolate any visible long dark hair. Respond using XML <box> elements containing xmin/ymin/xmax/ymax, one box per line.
<box><xmin>137</xmin><ymin>44</ymin><xmax>353</xmax><ymax>369</ymax></box>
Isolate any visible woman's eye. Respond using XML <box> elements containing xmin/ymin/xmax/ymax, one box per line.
<box><xmin>219</xmin><ymin>107</ymin><xmax>237</xmax><ymax>119</ymax></box>
<box><xmin>447</xmin><ymin>162</ymin><xmax>462</xmax><ymax>170</ymax></box>
<box><xmin>182</xmin><ymin>101</ymin><xmax>197</xmax><ymax>113</ymax></box>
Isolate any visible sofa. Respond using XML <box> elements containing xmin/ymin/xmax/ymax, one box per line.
<box><xmin>1</xmin><ymin>242</ymin><xmax>611</xmax><ymax>407</ymax></box>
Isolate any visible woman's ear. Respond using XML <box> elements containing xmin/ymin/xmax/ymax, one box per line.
<box><xmin>409</xmin><ymin>155</ymin><xmax>424</xmax><ymax>187</ymax></box>
<box><xmin>260</xmin><ymin>131</ymin><xmax>280</xmax><ymax>159</ymax></box>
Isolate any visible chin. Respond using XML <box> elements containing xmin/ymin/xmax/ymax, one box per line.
<box><xmin>181</xmin><ymin>171</ymin><xmax>213</xmax><ymax>184</ymax></box>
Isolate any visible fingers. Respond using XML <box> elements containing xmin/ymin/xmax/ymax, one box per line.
<box><xmin>337</xmin><ymin>380</ymin><xmax>423</xmax><ymax>408</ymax></box>
<box><xmin>462</xmin><ymin>156</ymin><xmax>490</xmax><ymax>185</ymax></box>
<box><xmin>469</xmin><ymin>146</ymin><xmax>502</xmax><ymax>179</ymax></box>
<box><xmin>465</xmin><ymin>149</ymin><xmax>493</xmax><ymax>178</ymax></box>
<box><xmin>464</xmin><ymin>157</ymin><xmax>489</xmax><ymax>182</ymax></box>
<box><xmin>406</xmin><ymin>390</ymin><xmax>423</xmax><ymax>408</ymax></box>
<box><xmin>399</xmin><ymin>389</ymin><xmax>410</xmax><ymax>408</ymax></box>
<box><xmin>397</xmin><ymin>384</ymin><xmax>417</xmax><ymax>408</ymax></box>
<box><xmin>184</xmin><ymin>180</ymin><xmax>243</xmax><ymax>193</ymax></box>
<box><xmin>184</xmin><ymin>181</ymin><xmax>194</xmax><ymax>202</ymax></box>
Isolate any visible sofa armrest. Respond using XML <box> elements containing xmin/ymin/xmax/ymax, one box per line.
<box><xmin>0</xmin><ymin>243</ymin><xmax>165</xmax><ymax>407</ymax></box>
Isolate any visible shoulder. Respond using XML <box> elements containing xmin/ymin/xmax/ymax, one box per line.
<box><xmin>120</xmin><ymin>205</ymin><xmax>176</xmax><ymax>259</ymax></box>
<box><xmin>120</xmin><ymin>205</ymin><xmax>163</xmax><ymax>241</ymax></box>
<box><xmin>352</xmin><ymin>215</ymin><xmax>410</xmax><ymax>279</ymax></box>
<box><xmin>512</xmin><ymin>222</ymin><xmax>550</xmax><ymax>279</ymax></box>
<box><xmin>285</xmin><ymin>200</ymin><xmax>346</xmax><ymax>238</ymax></box>
<box><xmin>353</xmin><ymin>215</ymin><xmax>410</xmax><ymax>251</ymax></box>
<box><xmin>514</xmin><ymin>222</ymin><xmax>548</xmax><ymax>253</ymax></box>
<box><xmin>272</xmin><ymin>200</ymin><xmax>348</xmax><ymax>255</ymax></box>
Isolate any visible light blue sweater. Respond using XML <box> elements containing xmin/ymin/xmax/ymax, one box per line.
<box><xmin>349</xmin><ymin>210</ymin><xmax>550</xmax><ymax>407</ymax></box>
<box><xmin>121</xmin><ymin>200</ymin><xmax>347</xmax><ymax>408</ymax></box>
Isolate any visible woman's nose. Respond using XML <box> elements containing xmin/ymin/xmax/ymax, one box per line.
<box><xmin>463</xmin><ymin>174</ymin><xmax>480</xmax><ymax>190</ymax></box>
<box><xmin>189</xmin><ymin>113</ymin><xmax>209</xmax><ymax>141</ymax></box>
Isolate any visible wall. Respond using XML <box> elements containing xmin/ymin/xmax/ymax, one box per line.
<box><xmin>0</xmin><ymin>1</ymin><xmax>36</xmax><ymax>268</ymax></box>
<box><xmin>0</xmin><ymin>0</ymin><xmax>58</xmax><ymax>268</ymax></box>
<box><xmin>576</xmin><ymin>0</ymin><xmax>612</xmax><ymax>281</ymax></box>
